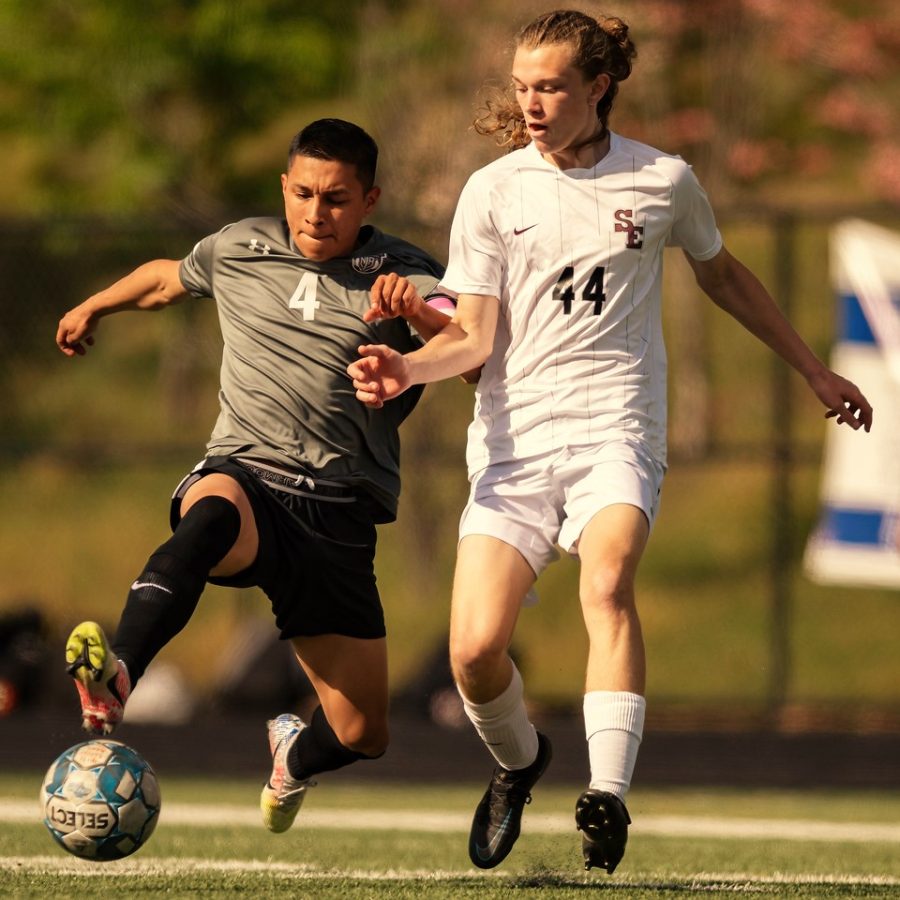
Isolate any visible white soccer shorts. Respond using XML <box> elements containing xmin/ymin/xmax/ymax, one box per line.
<box><xmin>459</xmin><ymin>440</ymin><xmax>665</xmax><ymax>578</ymax></box>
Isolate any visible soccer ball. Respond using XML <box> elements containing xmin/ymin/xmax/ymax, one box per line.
<box><xmin>40</xmin><ymin>739</ymin><xmax>161</xmax><ymax>861</ymax></box>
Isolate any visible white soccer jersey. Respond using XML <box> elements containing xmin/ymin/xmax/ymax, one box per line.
<box><xmin>442</xmin><ymin>132</ymin><xmax>722</xmax><ymax>474</ymax></box>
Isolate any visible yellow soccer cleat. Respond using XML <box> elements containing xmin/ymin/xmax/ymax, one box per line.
<box><xmin>65</xmin><ymin>621</ymin><xmax>131</xmax><ymax>735</ymax></box>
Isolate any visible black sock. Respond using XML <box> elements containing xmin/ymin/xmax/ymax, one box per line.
<box><xmin>112</xmin><ymin>495</ymin><xmax>241</xmax><ymax>685</ymax></box>
<box><xmin>287</xmin><ymin>705</ymin><xmax>379</xmax><ymax>780</ymax></box>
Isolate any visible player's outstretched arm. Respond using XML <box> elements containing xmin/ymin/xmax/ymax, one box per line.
<box><xmin>56</xmin><ymin>259</ymin><xmax>189</xmax><ymax>357</ymax></box>
<box><xmin>348</xmin><ymin>293</ymin><xmax>498</xmax><ymax>407</ymax></box>
<box><xmin>686</xmin><ymin>247</ymin><xmax>873</xmax><ymax>432</ymax></box>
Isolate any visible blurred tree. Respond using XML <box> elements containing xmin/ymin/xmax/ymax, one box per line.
<box><xmin>0</xmin><ymin>0</ymin><xmax>368</xmax><ymax>221</ymax></box>
<box><xmin>3</xmin><ymin>1</ymin><xmax>896</xmax><ymax>218</ymax></box>
<box><xmin>2</xmin><ymin>0</ymin><xmax>897</xmax><ymax>454</ymax></box>
<box><xmin>0</xmin><ymin>0</ymin><xmax>372</xmax><ymax>444</ymax></box>
<box><xmin>611</xmin><ymin>0</ymin><xmax>900</xmax><ymax>205</ymax></box>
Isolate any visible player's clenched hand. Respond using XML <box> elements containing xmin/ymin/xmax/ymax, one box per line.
<box><xmin>56</xmin><ymin>304</ymin><xmax>98</xmax><ymax>357</ymax></box>
<box><xmin>347</xmin><ymin>344</ymin><xmax>412</xmax><ymax>408</ymax></box>
<box><xmin>809</xmin><ymin>369</ymin><xmax>873</xmax><ymax>432</ymax></box>
<box><xmin>363</xmin><ymin>273</ymin><xmax>423</xmax><ymax>323</ymax></box>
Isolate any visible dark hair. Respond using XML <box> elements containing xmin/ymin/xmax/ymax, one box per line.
<box><xmin>474</xmin><ymin>9</ymin><xmax>637</xmax><ymax>150</ymax></box>
<box><xmin>287</xmin><ymin>119</ymin><xmax>378</xmax><ymax>191</ymax></box>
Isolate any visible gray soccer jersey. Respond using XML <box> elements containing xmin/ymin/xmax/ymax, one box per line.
<box><xmin>178</xmin><ymin>217</ymin><xmax>443</xmax><ymax>520</ymax></box>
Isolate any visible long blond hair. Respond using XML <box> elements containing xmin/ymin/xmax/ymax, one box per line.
<box><xmin>474</xmin><ymin>9</ymin><xmax>637</xmax><ymax>150</ymax></box>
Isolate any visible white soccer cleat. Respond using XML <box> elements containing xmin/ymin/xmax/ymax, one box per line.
<box><xmin>65</xmin><ymin>620</ymin><xmax>131</xmax><ymax>735</ymax></box>
<box><xmin>260</xmin><ymin>713</ymin><xmax>315</xmax><ymax>833</ymax></box>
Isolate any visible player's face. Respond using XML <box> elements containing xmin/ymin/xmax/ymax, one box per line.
<box><xmin>512</xmin><ymin>43</ymin><xmax>610</xmax><ymax>163</ymax></box>
<box><xmin>281</xmin><ymin>155</ymin><xmax>380</xmax><ymax>260</ymax></box>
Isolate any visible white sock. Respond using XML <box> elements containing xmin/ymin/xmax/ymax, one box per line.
<box><xmin>460</xmin><ymin>664</ymin><xmax>539</xmax><ymax>771</ymax></box>
<box><xmin>584</xmin><ymin>690</ymin><xmax>646</xmax><ymax>800</ymax></box>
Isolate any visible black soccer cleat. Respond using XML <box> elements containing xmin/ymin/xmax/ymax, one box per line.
<box><xmin>575</xmin><ymin>789</ymin><xmax>631</xmax><ymax>873</ymax></box>
<box><xmin>468</xmin><ymin>732</ymin><xmax>552</xmax><ymax>869</ymax></box>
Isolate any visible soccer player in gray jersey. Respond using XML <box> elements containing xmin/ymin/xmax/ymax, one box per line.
<box><xmin>55</xmin><ymin>118</ymin><xmax>453</xmax><ymax>833</ymax></box>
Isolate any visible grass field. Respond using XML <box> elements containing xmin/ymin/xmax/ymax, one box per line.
<box><xmin>3</xmin><ymin>773</ymin><xmax>900</xmax><ymax>898</ymax></box>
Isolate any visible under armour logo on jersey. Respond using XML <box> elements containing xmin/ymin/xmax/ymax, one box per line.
<box><xmin>248</xmin><ymin>238</ymin><xmax>271</xmax><ymax>255</ymax></box>
<box><xmin>351</xmin><ymin>253</ymin><xmax>387</xmax><ymax>274</ymax></box>
<box><xmin>614</xmin><ymin>210</ymin><xmax>644</xmax><ymax>249</ymax></box>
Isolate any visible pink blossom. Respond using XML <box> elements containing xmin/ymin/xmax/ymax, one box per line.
<box><xmin>660</xmin><ymin>108</ymin><xmax>715</xmax><ymax>146</ymax></box>
<box><xmin>867</xmin><ymin>142</ymin><xmax>900</xmax><ymax>203</ymax></box>
<box><xmin>794</xmin><ymin>143</ymin><xmax>833</xmax><ymax>178</ymax></box>
<box><xmin>726</xmin><ymin>138</ymin><xmax>787</xmax><ymax>180</ymax></box>
<box><xmin>815</xmin><ymin>87</ymin><xmax>894</xmax><ymax>138</ymax></box>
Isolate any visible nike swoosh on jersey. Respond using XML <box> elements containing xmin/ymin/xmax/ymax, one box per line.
<box><xmin>474</xmin><ymin>810</ymin><xmax>514</xmax><ymax>861</ymax></box>
<box><xmin>130</xmin><ymin>581</ymin><xmax>174</xmax><ymax>595</ymax></box>
<box><xmin>513</xmin><ymin>224</ymin><xmax>538</xmax><ymax>235</ymax></box>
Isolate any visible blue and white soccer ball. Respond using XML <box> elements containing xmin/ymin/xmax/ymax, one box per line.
<box><xmin>40</xmin><ymin>739</ymin><xmax>161</xmax><ymax>861</ymax></box>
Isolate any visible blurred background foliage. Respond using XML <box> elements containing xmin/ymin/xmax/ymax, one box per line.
<box><xmin>0</xmin><ymin>0</ymin><xmax>898</xmax><ymax>723</ymax></box>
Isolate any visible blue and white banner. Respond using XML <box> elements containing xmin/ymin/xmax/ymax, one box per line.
<box><xmin>804</xmin><ymin>219</ymin><xmax>900</xmax><ymax>588</ymax></box>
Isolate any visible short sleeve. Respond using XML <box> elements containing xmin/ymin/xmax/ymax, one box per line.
<box><xmin>442</xmin><ymin>175</ymin><xmax>505</xmax><ymax>297</ymax></box>
<box><xmin>178</xmin><ymin>225</ymin><xmax>232</xmax><ymax>299</ymax></box>
<box><xmin>667</xmin><ymin>165</ymin><xmax>723</xmax><ymax>261</ymax></box>
<box><xmin>403</xmin><ymin>273</ymin><xmax>442</xmax><ymax>303</ymax></box>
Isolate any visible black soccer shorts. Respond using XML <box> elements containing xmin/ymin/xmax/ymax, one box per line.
<box><xmin>170</xmin><ymin>455</ymin><xmax>386</xmax><ymax>640</ymax></box>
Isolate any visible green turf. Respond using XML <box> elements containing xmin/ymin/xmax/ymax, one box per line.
<box><xmin>3</xmin><ymin>775</ymin><xmax>899</xmax><ymax>898</ymax></box>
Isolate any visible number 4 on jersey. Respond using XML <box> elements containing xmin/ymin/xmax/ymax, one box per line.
<box><xmin>552</xmin><ymin>266</ymin><xmax>606</xmax><ymax>315</ymax></box>
<box><xmin>288</xmin><ymin>271</ymin><xmax>320</xmax><ymax>321</ymax></box>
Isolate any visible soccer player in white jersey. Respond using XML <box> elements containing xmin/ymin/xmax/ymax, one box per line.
<box><xmin>56</xmin><ymin>119</ymin><xmax>455</xmax><ymax>834</ymax></box>
<box><xmin>349</xmin><ymin>10</ymin><xmax>872</xmax><ymax>874</ymax></box>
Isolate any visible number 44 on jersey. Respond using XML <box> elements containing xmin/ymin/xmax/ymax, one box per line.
<box><xmin>553</xmin><ymin>266</ymin><xmax>606</xmax><ymax>315</ymax></box>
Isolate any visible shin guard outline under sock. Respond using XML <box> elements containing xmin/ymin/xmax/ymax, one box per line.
<box><xmin>112</xmin><ymin>495</ymin><xmax>241</xmax><ymax>685</ymax></box>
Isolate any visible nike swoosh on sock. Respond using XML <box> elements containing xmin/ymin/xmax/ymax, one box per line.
<box><xmin>130</xmin><ymin>581</ymin><xmax>174</xmax><ymax>594</ymax></box>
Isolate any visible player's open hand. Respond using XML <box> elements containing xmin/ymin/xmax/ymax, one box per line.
<box><xmin>56</xmin><ymin>305</ymin><xmax>98</xmax><ymax>357</ymax></box>
<box><xmin>348</xmin><ymin>344</ymin><xmax>412</xmax><ymax>408</ymax></box>
<box><xmin>363</xmin><ymin>273</ymin><xmax>423</xmax><ymax>323</ymax></box>
<box><xmin>809</xmin><ymin>369</ymin><xmax>873</xmax><ymax>432</ymax></box>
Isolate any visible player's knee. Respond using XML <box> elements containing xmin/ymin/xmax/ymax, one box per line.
<box><xmin>449</xmin><ymin>635</ymin><xmax>507</xmax><ymax>689</ymax></box>
<box><xmin>164</xmin><ymin>494</ymin><xmax>243</xmax><ymax>571</ymax></box>
<box><xmin>580</xmin><ymin>570</ymin><xmax>636</xmax><ymax>618</ymax></box>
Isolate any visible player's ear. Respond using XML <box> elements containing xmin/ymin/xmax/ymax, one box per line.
<box><xmin>590</xmin><ymin>73</ymin><xmax>611</xmax><ymax>105</ymax></box>
<box><xmin>280</xmin><ymin>173</ymin><xmax>288</xmax><ymax>194</ymax></box>
<box><xmin>363</xmin><ymin>186</ymin><xmax>381</xmax><ymax>215</ymax></box>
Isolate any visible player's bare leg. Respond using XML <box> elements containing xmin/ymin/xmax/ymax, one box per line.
<box><xmin>450</xmin><ymin>536</ymin><xmax>552</xmax><ymax>868</ymax></box>
<box><xmin>578</xmin><ymin>504</ymin><xmax>649</xmax><ymax>695</ymax></box>
<box><xmin>292</xmin><ymin>633</ymin><xmax>389</xmax><ymax>756</ymax></box>
<box><xmin>574</xmin><ymin>503</ymin><xmax>649</xmax><ymax>873</ymax></box>
<box><xmin>450</xmin><ymin>536</ymin><xmax>530</xmax><ymax>703</ymax></box>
